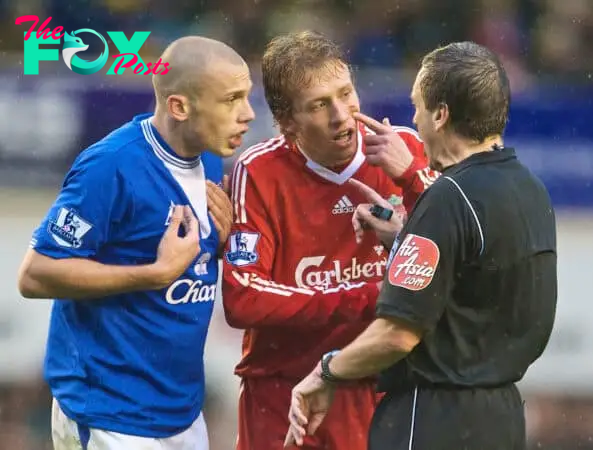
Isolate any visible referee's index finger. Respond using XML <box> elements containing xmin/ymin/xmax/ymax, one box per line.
<box><xmin>353</xmin><ymin>112</ymin><xmax>391</xmax><ymax>134</ymax></box>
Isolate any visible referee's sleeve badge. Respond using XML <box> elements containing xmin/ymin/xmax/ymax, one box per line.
<box><xmin>387</xmin><ymin>233</ymin><xmax>440</xmax><ymax>291</ymax></box>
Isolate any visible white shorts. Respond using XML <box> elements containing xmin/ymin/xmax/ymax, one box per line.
<box><xmin>51</xmin><ymin>398</ymin><xmax>209</xmax><ymax>450</ymax></box>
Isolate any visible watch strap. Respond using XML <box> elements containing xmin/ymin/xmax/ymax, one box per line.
<box><xmin>320</xmin><ymin>350</ymin><xmax>344</xmax><ymax>383</ymax></box>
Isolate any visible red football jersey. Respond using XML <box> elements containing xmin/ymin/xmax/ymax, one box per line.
<box><xmin>222</xmin><ymin>122</ymin><xmax>437</xmax><ymax>379</ymax></box>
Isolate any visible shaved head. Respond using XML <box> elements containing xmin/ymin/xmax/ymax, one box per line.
<box><xmin>152</xmin><ymin>36</ymin><xmax>246</xmax><ymax>104</ymax></box>
<box><xmin>150</xmin><ymin>35</ymin><xmax>254</xmax><ymax>159</ymax></box>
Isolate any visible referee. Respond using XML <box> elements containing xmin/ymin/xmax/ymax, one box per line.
<box><xmin>284</xmin><ymin>41</ymin><xmax>557</xmax><ymax>450</ymax></box>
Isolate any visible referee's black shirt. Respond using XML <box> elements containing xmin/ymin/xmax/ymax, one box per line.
<box><xmin>377</xmin><ymin>146</ymin><xmax>557</xmax><ymax>391</ymax></box>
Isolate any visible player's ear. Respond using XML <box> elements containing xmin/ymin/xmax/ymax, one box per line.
<box><xmin>167</xmin><ymin>95</ymin><xmax>190</xmax><ymax>122</ymax></box>
<box><xmin>433</xmin><ymin>102</ymin><xmax>449</xmax><ymax>132</ymax></box>
<box><xmin>278</xmin><ymin>115</ymin><xmax>297</xmax><ymax>140</ymax></box>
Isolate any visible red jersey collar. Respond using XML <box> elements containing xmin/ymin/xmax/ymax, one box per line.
<box><xmin>290</xmin><ymin>125</ymin><xmax>365</xmax><ymax>185</ymax></box>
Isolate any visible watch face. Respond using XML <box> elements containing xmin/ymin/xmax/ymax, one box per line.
<box><xmin>325</xmin><ymin>350</ymin><xmax>340</xmax><ymax>360</ymax></box>
<box><xmin>322</xmin><ymin>351</ymin><xmax>339</xmax><ymax>366</ymax></box>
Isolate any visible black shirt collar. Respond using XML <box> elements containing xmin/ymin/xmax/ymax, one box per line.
<box><xmin>441</xmin><ymin>146</ymin><xmax>516</xmax><ymax>176</ymax></box>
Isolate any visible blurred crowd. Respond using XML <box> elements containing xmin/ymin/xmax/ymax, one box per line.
<box><xmin>1</xmin><ymin>1</ymin><xmax>593</xmax><ymax>449</ymax></box>
<box><xmin>2</xmin><ymin>0</ymin><xmax>593</xmax><ymax>84</ymax></box>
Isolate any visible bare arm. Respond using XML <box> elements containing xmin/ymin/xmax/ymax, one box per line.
<box><xmin>327</xmin><ymin>317</ymin><xmax>421</xmax><ymax>379</ymax></box>
<box><xmin>19</xmin><ymin>205</ymin><xmax>200</xmax><ymax>300</ymax></box>
<box><xmin>17</xmin><ymin>249</ymin><xmax>165</xmax><ymax>299</ymax></box>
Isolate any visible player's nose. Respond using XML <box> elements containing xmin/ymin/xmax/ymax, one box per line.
<box><xmin>330</xmin><ymin>101</ymin><xmax>350</xmax><ymax>126</ymax></box>
<box><xmin>240</xmin><ymin>99</ymin><xmax>256</xmax><ymax>123</ymax></box>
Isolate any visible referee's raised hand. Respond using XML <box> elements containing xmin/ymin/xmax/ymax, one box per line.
<box><xmin>353</xmin><ymin>112</ymin><xmax>414</xmax><ymax>179</ymax></box>
<box><xmin>349</xmin><ymin>178</ymin><xmax>403</xmax><ymax>247</ymax></box>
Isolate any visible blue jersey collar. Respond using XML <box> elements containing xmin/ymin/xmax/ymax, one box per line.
<box><xmin>136</xmin><ymin>114</ymin><xmax>201</xmax><ymax>170</ymax></box>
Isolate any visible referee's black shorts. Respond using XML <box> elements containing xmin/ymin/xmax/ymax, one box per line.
<box><xmin>369</xmin><ymin>384</ymin><xmax>526</xmax><ymax>450</ymax></box>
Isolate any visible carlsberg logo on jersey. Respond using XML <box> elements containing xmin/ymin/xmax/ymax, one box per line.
<box><xmin>296</xmin><ymin>256</ymin><xmax>387</xmax><ymax>289</ymax></box>
<box><xmin>165</xmin><ymin>279</ymin><xmax>216</xmax><ymax>305</ymax></box>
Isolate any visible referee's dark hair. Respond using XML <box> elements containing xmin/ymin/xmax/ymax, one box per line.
<box><xmin>419</xmin><ymin>42</ymin><xmax>511</xmax><ymax>143</ymax></box>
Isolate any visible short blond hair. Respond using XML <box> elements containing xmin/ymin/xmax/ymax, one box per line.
<box><xmin>262</xmin><ymin>30</ymin><xmax>349</xmax><ymax>123</ymax></box>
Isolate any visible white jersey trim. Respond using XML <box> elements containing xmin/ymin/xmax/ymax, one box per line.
<box><xmin>141</xmin><ymin>117</ymin><xmax>201</xmax><ymax>170</ymax></box>
<box><xmin>231</xmin><ymin>137</ymin><xmax>285</xmax><ymax>224</ymax></box>
<box><xmin>408</xmin><ymin>386</ymin><xmax>418</xmax><ymax>450</ymax></box>
<box><xmin>296</xmin><ymin>127</ymin><xmax>365</xmax><ymax>185</ymax></box>
<box><xmin>443</xmin><ymin>176</ymin><xmax>485</xmax><ymax>255</ymax></box>
<box><xmin>231</xmin><ymin>271</ymin><xmax>368</xmax><ymax>298</ymax></box>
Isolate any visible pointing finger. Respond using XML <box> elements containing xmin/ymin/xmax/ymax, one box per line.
<box><xmin>348</xmin><ymin>178</ymin><xmax>391</xmax><ymax>208</ymax></box>
<box><xmin>353</xmin><ymin>112</ymin><xmax>391</xmax><ymax>134</ymax></box>
<box><xmin>283</xmin><ymin>428</ymin><xmax>297</xmax><ymax>448</ymax></box>
<box><xmin>284</xmin><ymin>425</ymin><xmax>304</xmax><ymax>447</ymax></box>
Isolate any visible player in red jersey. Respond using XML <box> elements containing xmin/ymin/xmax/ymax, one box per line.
<box><xmin>222</xmin><ymin>30</ymin><xmax>439</xmax><ymax>450</ymax></box>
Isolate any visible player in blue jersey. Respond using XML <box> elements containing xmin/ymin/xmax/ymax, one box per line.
<box><xmin>17</xmin><ymin>36</ymin><xmax>254</xmax><ymax>450</ymax></box>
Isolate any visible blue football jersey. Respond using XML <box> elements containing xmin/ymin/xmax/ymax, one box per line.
<box><xmin>32</xmin><ymin>114</ymin><xmax>221</xmax><ymax>438</ymax></box>
<box><xmin>201</xmin><ymin>150</ymin><xmax>224</xmax><ymax>185</ymax></box>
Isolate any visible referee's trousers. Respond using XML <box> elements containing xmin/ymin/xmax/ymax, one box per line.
<box><xmin>369</xmin><ymin>384</ymin><xmax>526</xmax><ymax>450</ymax></box>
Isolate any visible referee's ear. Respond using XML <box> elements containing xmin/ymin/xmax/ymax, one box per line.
<box><xmin>433</xmin><ymin>102</ymin><xmax>449</xmax><ymax>132</ymax></box>
<box><xmin>166</xmin><ymin>94</ymin><xmax>191</xmax><ymax>122</ymax></box>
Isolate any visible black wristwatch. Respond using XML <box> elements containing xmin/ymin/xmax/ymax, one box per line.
<box><xmin>320</xmin><ymin>350</ymin><xmax>345</xmax><ymax>383</ymax></box>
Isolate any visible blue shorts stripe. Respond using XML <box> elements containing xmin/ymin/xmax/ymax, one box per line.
<box><xmin>76</xmin><ymin>423</ymin><xmax>91</xmax><ymax>450</ymax></box>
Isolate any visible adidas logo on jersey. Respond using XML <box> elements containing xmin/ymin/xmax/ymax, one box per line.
<box><xmin>332</xmin><ymin>195</ymin><xmax>355</xmax><ymax>215</ymax></box>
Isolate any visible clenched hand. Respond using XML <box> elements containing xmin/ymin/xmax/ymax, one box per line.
<box><xmin>154</xmin><ymin>205</ymin><xmax>200</xmax><ymax>288</ymax></box>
